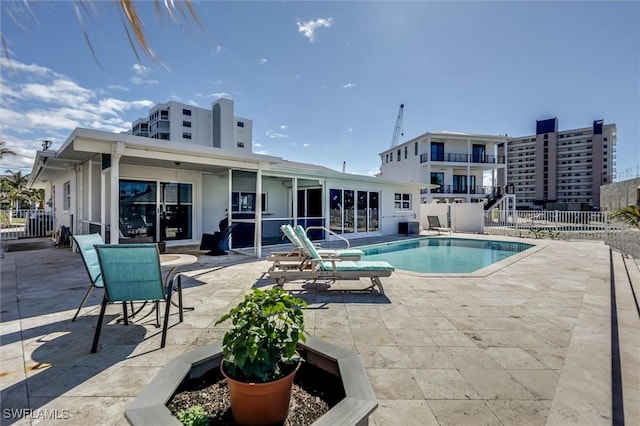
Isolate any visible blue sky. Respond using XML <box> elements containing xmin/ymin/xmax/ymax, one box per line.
<box><xmin>1</xmin><ymin>1</ymin><xmax>639</xmax><ymax>180</ymax></box>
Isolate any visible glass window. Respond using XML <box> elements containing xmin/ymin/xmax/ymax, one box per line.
<box><xmin>453</xmin><ymin>175</ymin><xmax>467</xmax><ymax>193</ymax></box>
<box><xmin>430</xmin><ymin>173</ymin><xmax>444</xmax><ymax>193</ymax></box>
<box><xmin>183</xmin><ymin>132</ymin><xmax>192</xmax><ymax>139</ymax></box>
<box><xmin>231</xmin><ymin>192</ymin><xmax>266</xmax><ymax>212</ymax></box>
<box><xmin>415</xmin><ymin>142</ymin><xmax>418</xmax><ymax>156</ymax></box>
<box><xmin>183</xmin><ymin>108</ymin><xmax>192</xmax><ymax>116</ymax></box>
<box><xmin>343</xmin><ymin>190</ymin><xmax>354</xmax><ymax>234</ymax></box>
<box><xmin>237</xmin><ymin>121</ymin><xmax>244</xmax><ymax>128</ymax></box>
<box><xmin>183</xmin><ymin>121</ymin><xmax>191</xmax><ymax>128</ymax></box>
<box><xmin>431</xmin><ymin>142</ymin><xmax>444</xmax><ymax>161</ymax></box>
<box><xmin>330</xmin><ymin>189</ymin><xmax>343</xmax><ymax>234</ymax></box>
<box><xmin>472</xmin><ymin>144</ymin><xmax>485</xmax><ymax>163</ymax></box>
<box><xmin>63</xmin><ymin>181</ymin><xmax>71</xmax><ymax>210</ymax></box>
<box><xmin>368</xmin><ymin>192</ymin><xmax>379</xmax><ymax>232</ymax></box>
<box><xmin>394</xmin><ymin>193</ymin><xmax>411</xmax><ymax>210</ymax></box>
<box><xmin>237</xmin><ymin>142</ymin><xmax>245</xmax><ymax>148</ymax></box>
<box><xmin>404</xmin><ymin>146</ymin><xmax>408</xmax><ymax>159</ymax></box>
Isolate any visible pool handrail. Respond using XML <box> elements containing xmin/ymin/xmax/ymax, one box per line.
<box><xmin>304</xmin><ymin>225</ymin><xmax>351</xmax><ymax>249</ymax></box>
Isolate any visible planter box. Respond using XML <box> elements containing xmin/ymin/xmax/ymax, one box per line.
<box><xmin>126</xmin><ymin>336</ymin><xmax>377</xmax><ymax>426</ymax></box>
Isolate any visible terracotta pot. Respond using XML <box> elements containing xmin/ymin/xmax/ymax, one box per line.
<box><xmin>221</xmin><ymin>362</ymin><xmax>301</xmax><ymax>426</ymax></box>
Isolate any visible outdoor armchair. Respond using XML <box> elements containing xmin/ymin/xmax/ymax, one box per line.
<box><xmin>71</xmin><ymin>233</ymin><xmax>106</xmax><ymax>321</ymax></box>
<box><xmin>91</xmin><ymin>243</ymin><xmax>183</xmax><ymax>353</ymax></box>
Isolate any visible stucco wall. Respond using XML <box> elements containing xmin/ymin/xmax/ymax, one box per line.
<box><xmin>600</xmin><ymin>177</ymin><xmax>640</xmax><ymax>210</ymax></box>
<box><xmin>420</xmin><ymin>202</ymin><xmax>484</xmax><ymax>233</ymax></box>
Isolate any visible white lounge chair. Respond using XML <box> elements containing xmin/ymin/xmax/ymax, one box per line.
<box><xmin>266</xmin><ymin>224</ymin><xmax>363</xmax><ymax>263</ymax></box>
<box><xmin>267</xmin><ymin>225</ymin><xmax>394</xmax><ymax>295</ymax></box>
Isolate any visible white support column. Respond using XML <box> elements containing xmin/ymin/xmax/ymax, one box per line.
<box><xmin>292</xmin><ymin>177</ymin><xmax>298</xmax><ymax>226</ymax></box>
<box><xmin>109</xmin><ymin>142</ymin><xmax>124</xmax><ymax>244</ymax></box>
<box><xmin>69</xmin><ymin>165</ymin><xmax>82</xmax><ymax>234</ymax></box>
<box><xmin>87</xmin><ymin>160</ymin><xmax>93</xmax><ymax>223</ymax></box>
<box><xmin>426</xmin><ymin>134</ymin><xmax>432</xmax><ymax>202</ymax></box>
<box><xmin>100</xmin><ymin>170</ymin><xmax>106</xmax><ymax>238</ymax></box>
<box><xmin>228</xmin><ymin>168</ymin><xmax>233</xmax><ymax>247</ymax></box>
<box><xmin>467</xmin><ymin>138</ymin><xmax>471</xmax><ymax>203</ymax></box>
<box><xmin>254</xmin><ymin>166</ymin><xmax>263</xmax><ymax>258</ymax></box>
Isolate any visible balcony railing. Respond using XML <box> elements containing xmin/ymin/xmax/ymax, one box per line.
<box><xmin>421</xmin><ymin>185</ymin><xmax>496</xmax><ymax>195</ymax></box>
<box><xmin>420</xmin><ymin>153</ymin><xmax>505</xmax><ymax>164</ymax></box>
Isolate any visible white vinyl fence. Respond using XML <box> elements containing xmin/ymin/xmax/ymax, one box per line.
<box><xmin>1</xmin><ymin>209</ymin><xmax>55</xmax><ymax>241</ymax></box>
<box><xmin>485</xmin><ymin>209</ymin><xmax>639</xmax><ymax>259</ymax></box>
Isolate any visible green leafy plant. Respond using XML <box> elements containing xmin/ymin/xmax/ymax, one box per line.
<box><xmin>609</xmin><ymin>205</ymin><xmax>640</xmax><ymax>229</ymax></box>
<box><xmin>528</xmin><ymin>228</ymin><xmax>546</xmax><ymax>239</ymax></box>
<box><xmin>215</xmin><ymin>287</ymin><xmax>307</xmax><ymax>383</ymax></box>
<box><xmin>176</xmin><ymin>405</ymin><xmax>208</xmax><ymax>426</ymax></box>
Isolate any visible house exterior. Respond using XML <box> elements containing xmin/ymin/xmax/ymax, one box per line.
<box><xmin>29</xmin><ymin>98</ymin><xmax>430</xmax><ymax>257</ymax></box>
<box><xmin>377</xmin><ymin>131</ymin><xmax>508</xmax><ymax>204</ymax></box>
<box><xmin>498</xmin><ymin>118</ymin><xmax>617</xmax><ymax>210</ymax></box>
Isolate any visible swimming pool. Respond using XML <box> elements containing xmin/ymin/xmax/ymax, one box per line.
<box><xmin>360</xmin><ymin>238</ymin><xmax>534</xmax><ymax>273</ymax></box>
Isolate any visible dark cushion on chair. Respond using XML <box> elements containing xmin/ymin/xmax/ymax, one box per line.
<box><xmin>200</xmin><ymin>224</ymin><xmax>235</xmax><ymax>255</ymax></box>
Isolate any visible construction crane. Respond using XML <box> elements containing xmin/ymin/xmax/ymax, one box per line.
<box><xmin>390</xmin><ymin>103</ymin><xmax>404</xmax><ymax>147</ymax></box>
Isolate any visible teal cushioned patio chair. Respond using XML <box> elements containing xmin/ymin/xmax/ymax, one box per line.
<box><xmin>267</xmin><ymin>225</ymin><xmax>394</xmax><ymax>295</ymax></box>
<box><xmin>71</xmin><ymin>233</ymin><xmax>106</xmax><ymax>321</ymax></box>
<box><xmin>91</xmin><ymin>243</ymin><xmax>182</xmax><ymax>353</ymax></box>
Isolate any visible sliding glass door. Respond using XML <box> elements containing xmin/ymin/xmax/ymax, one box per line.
<box><xmin>330</xmin><ymin>187</ymin><xmax>379</xmax><ymax>234</ymax></box>
<box><xmin>119</xmin><ymin>179</ymin><xmax>192</xmax><ymax>242</ymax></box>
<box><xmin>160</xmin><ymin>182</ymin><xmax>193</xmax><ymax>241</ymax></box>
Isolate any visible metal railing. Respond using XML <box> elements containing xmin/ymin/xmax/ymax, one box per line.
<box><xmin>420</xmin><ymin>153</ymin><xmax>505</xmax><ymax>164</ymax></box>
<box><xmin>305</xmin><ymin>225</ymin><xmax>351</xmax><ymax>249</ymax></box>
<box><xmin>484</xmin><ymin>209</ymin><xmax>639</xmax><ymax>258</ymax></box>
<box><xmin>1</xmin><ymin>208</ymin><xmax>55</xmax><ymax>241</ymax></box>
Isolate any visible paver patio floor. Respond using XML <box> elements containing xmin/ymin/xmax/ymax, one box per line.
<box><xmin>1</xmin><ymin>234</ymin><xmax>638</xmax><ymax>425</ymax></box>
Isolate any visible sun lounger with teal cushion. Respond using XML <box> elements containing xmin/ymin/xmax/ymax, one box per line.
<box><xmin>266</xmin><ymin>224</ymin><xmax>363</xmax><ymax>263</ymax></box>
<box><xmin>267</xmin><ymin>225</ymin><xmax>394</xmax><ymax>295</ymax></box>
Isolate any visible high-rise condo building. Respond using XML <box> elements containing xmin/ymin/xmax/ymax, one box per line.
<box><xmin>498</xmin><ymin>118</ymin><xmax>616</xmax><ymax>210</ymax></box>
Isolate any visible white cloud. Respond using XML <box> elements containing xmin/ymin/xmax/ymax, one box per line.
<box><xmin>130</xmin><ymin>76</ymin><xmax>159</xmax><ymax>85</ymax></box>
<box><xmin>303</xmin><ymin>143</ymin><xmax>310</xmax><ymax>148</ymax></box>
<box><xmin>253</xmin><ymin>142</ymin><xmax>263</xmax><ymax>147</ymax></box>
<box><xmin>0</xmin><ymin>59</ymin><xmax>156</xmax><ymax>171</ymax></box>
<box><xmin>201</xmin><ymin>92</ymin><xmax>231</xmax><ymax>99</ymax></box>
<box><xmin>259</xmin><ymin>58</ymin><xmax>268</xmax><ymax>65</ymax></box>
<box><xmin>342</xmin><ymin>82</ymin><xmax>356</xmax><ymax>89</ymax></box>
<box><xmin>130</xmin><ymin>63</ymin><xmax>158</xmax><ymax>85</ymax></box>
<box><xmin>132</xmin><ymin>63</ymin><xmax>150</xmax><ymax>75</ymax></box>
<box><xmin>0</xmin><ymin>58</ymin><xmax>51</xmax><ymax>77</ymax></box>
<box><xmin>266</xmin><ymin>129</ymin><xmax>289</xmax><ymax>139</ymax></box>
<box><xmin>280</xmin><ymin>125</ymin><xmax>288</xmax><ymax>130</ymax></box>
<box><xmin>107</xmin><ymin>84</ymin><xmax>130</xmax><ymax>92</ymax></box>
<box><xmin>297</xmin><ymin>18</ymin><xmax>333</xmax><ymax>43</ymax></box>
<box><xmin>214</xmin><ymin>46</ymin><xmax>222</xmax><ymax>55</ymax></box>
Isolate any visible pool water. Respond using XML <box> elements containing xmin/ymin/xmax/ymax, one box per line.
<box><xmin>360</xmin><ymin>238</ymin><xmax>533</xmax><ymax>273</ymax></box>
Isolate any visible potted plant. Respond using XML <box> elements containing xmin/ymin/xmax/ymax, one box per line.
<box><xmin>214</xmin><ymin>287</ymin><xmax>307</xmax><ymax>426</ymax></box>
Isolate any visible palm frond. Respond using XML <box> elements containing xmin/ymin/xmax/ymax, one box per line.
<box><xmin>2</xmin><ymin>0</ymin><xmax>203</xmax><ymax>63</ymax></box>
<box><xmin>609</xmin><ymin>205</ymin><xmax>640</xmax><ymax>229</ymax></box>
